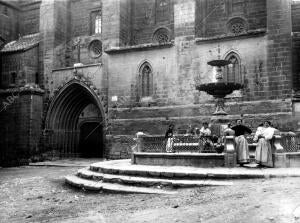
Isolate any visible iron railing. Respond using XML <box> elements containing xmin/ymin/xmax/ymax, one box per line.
<box><xmin>136</xmin><ymin>134</ymin><xmax>300</xmax><ymax>154</ymax></box>
<box><xmin>139</xmin><ymin>135</ymin><xmax>218</xmax><ymax>153</ymax></box>
<box><xmin>280</xmin><ymin>135</ymin><xmax>300</xmax><ymax>152</ymax></box>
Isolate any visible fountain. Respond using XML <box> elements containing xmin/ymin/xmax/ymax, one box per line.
<box><xmin>196</xmin><ymin>59</ymin><xmax>243</xmax><ymax>115</ymax></box>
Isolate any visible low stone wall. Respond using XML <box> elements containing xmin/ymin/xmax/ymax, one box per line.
<box><xmin>132</xmin><ymin>152</ymin><xmax>225</xmax><ymax>167</ymax></box>
<box><xmin>105</xmin><ymin>135</ymin><xmax>135</xmax><ymax>160</ymax></box>
<box><xmin>274</xmin><ymin>152</ymin><xmax>300</xmax><ymax>168</ymax></box>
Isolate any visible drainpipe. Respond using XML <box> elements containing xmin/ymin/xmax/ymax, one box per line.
<box><xmin>29</xmin><ymin>93</ymin><xmax>33</xmax><ymax>156</ymax></box>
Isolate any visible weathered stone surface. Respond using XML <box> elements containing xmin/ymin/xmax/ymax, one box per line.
<box><xmin>1</xmin><ymin>0</ymin><xmax>300</xmax><ymax>165</ymax></box>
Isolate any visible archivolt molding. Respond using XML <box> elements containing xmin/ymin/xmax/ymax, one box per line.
<box><xmin>45</xmin><ymin>78</ymin><xmax>107</xmax><ymax>131</ymax></box>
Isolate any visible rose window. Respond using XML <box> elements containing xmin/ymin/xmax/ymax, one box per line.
<box><xmin>153</xmin><ymin>28</ymin><xmax>170</xmax><ymax>44</ymax></box>
<box><xmin>88</xmin><ymin>40</ymin><xmax>102</xmax><ymax>58</ymax></box>
<box><xmin>227</xmin><ymin>17</ymin><xmax>248</xmax><ymax>35</ymax></box>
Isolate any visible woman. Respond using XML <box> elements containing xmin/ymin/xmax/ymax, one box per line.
<box><xmin>199</xmin><ymin>122</ymin><xmax>211</xmax><ymax>136</ymax></box>
<box><xmin>165</xmin><ymin>124</ymin><xmax>175</xmax><ymax>153</ymax></box>
<box><xmin>254</xmin><ymin>121</ymin><xmax>275</xmax><ymax>167</ymax></box>
<box><xmin>231</xmin><ymin>119</ymin><xmax>252</xmax><ymax>166</ymax></box>
<box><xmin>223</xmin><ymin>123</ymin><xmax>235</xmax><ymax>136</ymax></box>
<box><xmin>199</xmin><ymin>122</ymin><xmax>213</xmax><ymax>152</ymax></box>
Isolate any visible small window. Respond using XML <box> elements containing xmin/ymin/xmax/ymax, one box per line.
<box><xmin>10</xmin><ymin>72</ymin><xmax>16</xmax><ymax>85</ymax></box>
<box><xmin>95</xmin><ymin>15</ymin><xmax>101</xmax><ymax>34</ymax></box>
<box><xmin>35</xmin><ymin>72</ymin><xmax>39</xmax><ymax>85</ymax></box>
<box><xmin>3</xmin><ymin>6</ymin><xmax>8</xmax><ymax>16</ymax></box>
<box><xmin>90</xmin><ymin>10</ymin><xmax>101</xmax><ymax>35</ymax></box>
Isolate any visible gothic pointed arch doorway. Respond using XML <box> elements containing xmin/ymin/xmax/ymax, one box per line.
<box><xmin>45</xmin><ymin>79</ymin><xmax>106</xmax><ymax>157</ymax></box>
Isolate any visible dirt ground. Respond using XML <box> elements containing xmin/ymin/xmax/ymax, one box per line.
<box><xmin>1</xmin><ymin>165</ymin><xmax>300</xmax><ymax>223</ymax></box>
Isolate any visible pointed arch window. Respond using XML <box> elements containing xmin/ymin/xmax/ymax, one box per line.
<box><xmin>90</xmin><ymin>10</ymin><xmax>101</xmax><ymax>35</ymax></box>
<box><xmin>224</xmin><ymin>53</ymin><xmax>242</xmax><ymax>84</ymax></box>
<box><xmin>139</xmin><ymin>62</ymin><xmax>153</xmax><ymax>97</ymax></box>
<box><xmin>156</xmin><ymin>0</ymin><xmax>170</xmax><ymax>23</ymax></box>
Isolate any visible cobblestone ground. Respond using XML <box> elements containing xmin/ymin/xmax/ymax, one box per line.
<box><xmin>1</xmin><ymin>166</ymin><xmax>300</xmax><ymax>223</ymax></box>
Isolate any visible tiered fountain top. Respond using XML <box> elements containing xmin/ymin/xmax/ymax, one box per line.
<box><xmin>196</xmin><ymin>59</ymin><xmax>243</xmax><ymax>115</ymax></box>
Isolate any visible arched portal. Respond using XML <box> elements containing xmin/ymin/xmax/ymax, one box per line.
<box><xmin>45</xmin><ymin>79</ymin><xmax>106</xmax><ymax>157</ymax></box>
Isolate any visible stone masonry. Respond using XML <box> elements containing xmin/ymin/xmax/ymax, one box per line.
<box><xmin>0</xmin><ymin>0</ymin><xmax>300</xmax><ymax>166</ymax></box>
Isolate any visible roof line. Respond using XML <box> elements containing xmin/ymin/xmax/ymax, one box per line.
<box><xmin>0</xmin><ymin>42</ymin><xmax>39</xmax><ymax>54</ymax></box>
<box><xmin>0</xmin><ymin>0</ymin><xmax>21</xmax><ymax>11</ymax></box>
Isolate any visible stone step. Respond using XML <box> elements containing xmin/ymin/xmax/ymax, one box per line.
<box><xmin>77</xmin><ymin>168</ymin><xmax>233</xmax><ymax>188</ymax></box>
<box><xmin>65</xmin><ymin>175</ymin><xmax>176</xmax><ymax>194</ymax></box>
<box><xmin>90</xmin><ymin>160</ymin><xmax>266</xmax><ymax>179</ymax></box>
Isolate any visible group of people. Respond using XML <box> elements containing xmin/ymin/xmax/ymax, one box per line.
<box><xmin>164</xmin><ymin>119</ymin><xmax>278</xmax><ymax>167</ymax></box>
<box><xmin>228</xmin><ymin>119</ymin><xmax>278</xmax><ymax>167</ymax></box>
<box><xmin>165</xmin><ymin>122</ymin><xmax>213</xmax><ymax>152</ymax></box>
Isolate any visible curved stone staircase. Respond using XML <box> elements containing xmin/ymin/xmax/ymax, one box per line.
<box><xmin>65</xmin><ymin>160</ymin><xmax>234</xmax><ymax>194</ymax></box>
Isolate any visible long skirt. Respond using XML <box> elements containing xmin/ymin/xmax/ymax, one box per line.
<box><xmin>235</xmin><ymin>135</ymin><xmax>250</xmax><ymax>164</ymax></box>
<box><xmin>166</xmin><ymin>138</ymin><xmax>174</xmax><ymax>153</ymax></box>
<box><xmin>255</xmin><ymin>138</ymin><xmax>273</xmax><ymax>167</ymax></box>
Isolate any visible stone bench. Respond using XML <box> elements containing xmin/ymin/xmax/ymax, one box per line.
<box><xmin>134</xmin><ymin>134</ymin><xmax>285</xmax><ymax>167</ymax></box>
<box><xmin>224</xmin><ymin>135</ymin><xmax>284</xmax><ymax>167</ymax></box>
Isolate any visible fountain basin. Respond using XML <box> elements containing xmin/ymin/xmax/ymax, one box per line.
<box><xmin>196</xmin><ymin>82</ymin><xmax>243</xmax><ymax>98</ymax></box>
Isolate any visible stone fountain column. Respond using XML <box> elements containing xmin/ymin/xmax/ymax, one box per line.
<box><xmin>196</xmin><ymin>59</ymin><xmax>243</xmax><ymax>116</ymax></box>
<box><xmin>224</xmin><ymin>136</ymin><xmax>237</xmax><ymax>167</ymax></box>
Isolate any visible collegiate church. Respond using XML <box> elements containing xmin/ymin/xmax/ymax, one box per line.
<box><xmin>0</xmin><ymin>0</ymin><xmax>300</xmax><ymax>166</ymax></box>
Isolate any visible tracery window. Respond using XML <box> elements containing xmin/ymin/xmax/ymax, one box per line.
<box><xmin>152</xmin><ymin>27</ymin><xmax>170</xmax><ymax>44</ymax></box>
<box><xmin>139</xmin><ymin>62</ymin><xmax>153</xmax><ymax>97</ymax></box>
<box><xmin>224</xmin><ymin>53</ymin><xmax>242</xmax><ymax>84</ymax></box>
<box><xmin>88</xmin><ymin>40</ymin><xmax>102</xmax><ymax>58</ymax></box>
<box><xmin>227</xmin><ymin>17</ymin><xmax>247</xmax><ymax>35</ymax></box>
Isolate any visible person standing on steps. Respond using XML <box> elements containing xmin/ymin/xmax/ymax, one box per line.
<box><xmin>231</xmin><ymin>119</ymin><xmax>252</xmax><ymax>166</ymax></box>
<box><xmin>165</xmin><ymin>124</ymin><xmax>175</xmax><ymax>153</ymax></box>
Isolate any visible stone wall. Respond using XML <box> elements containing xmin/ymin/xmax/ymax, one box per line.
<box><xmin>106</xmin><ymin>35</ymin><xmax>272</xmax><ymax>106</ymax></box>
<box><xmin>266</xmin><ymin>0</ymin><xmax>292</xmax><ymax>100</ymax></box>
<box><xmin>119</xmin><ymin>0</ymin><xmax>131</xmax><ymax>46</ymax></box>
<box><xmin>292</xmin><ymin>2</ymin><xmax>300</xmax><ymax>32</ymax></box>
<box><xmin>70</xmin><ymin>0</ymin><xmax>101</xmax><ymax>37</ymax></box>
<box><xmin>102</xmin><ymin>0</ymin><xmax>121</xmax><ymax>49</ymax></box>
<box><xmin>50</xmin><ymin>64</ymin><xmax>105</xmax><ymax>97</ymax></box>
<box><xmin>0</xmin><ymin>2</ymin><xmax>19</xmax><ymax>42</ymax></box>
<box><xmin>130</xmin><ymin>0</ymin><xmax>174</xmax><ymax>45</ymax></box>
<box><xmin>0</xmin><ymin>0</ymin><xmax>298</xmax><ymax>163</ymax></box>
<box><xmin>0</xmin><ymin>46</ymin><xmax>39</xmax><ymax>88</ymax></box>
<box><xmin>19</xmin><ymin>0</ymin><xmax>41</xmax><ymax>36</ymax></box>
<box><xmin>195</xmin><ymin>0</ymin><xmax>267</xmax><ymax>37</ymax></box>
<box><xmin>109</xmin><ymin>100</ymin><xmax>294</xmax><ymax>135</ymax></box>
<box><xmin>0</xmin><ymin>88</ymin><xmax>44</xmax><ymax>167</ymax></box>
<box><xmin>104</xmin><ymin>0</ymin><xmax>296</xmax><ymax>158</ymax></box>
<box><xmin>292</xmin><ymin>2</ymin><xmax>300</xmax><ymax>92</ymax></box>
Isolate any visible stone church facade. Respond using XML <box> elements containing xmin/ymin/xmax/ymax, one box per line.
<box><xmin>0</xmin><ymin>0</ymin><xmax>300</xmax><ymax>166</ymax></box>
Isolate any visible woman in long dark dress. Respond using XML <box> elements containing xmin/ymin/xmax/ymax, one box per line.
<box><xmin>231</xmin><ymin>119</ymin><xmax>252</xmax><ymax>166</ymax></box>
